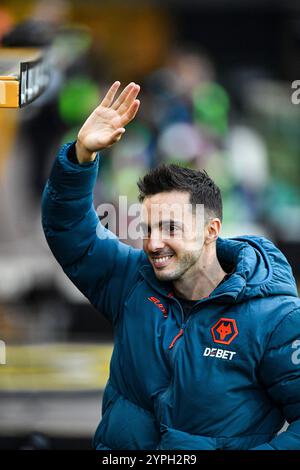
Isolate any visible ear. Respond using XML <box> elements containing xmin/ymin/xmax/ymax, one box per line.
<box><xmin>205</xmin><ymin>218</ymin><xmax>222</xmax><ymax>245</ymax></box>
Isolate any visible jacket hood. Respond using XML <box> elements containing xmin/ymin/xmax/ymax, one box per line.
<box><xmin>216</xmin><ymin>235</ymin><xmax>298</xmax><ymax>302</ymax></box>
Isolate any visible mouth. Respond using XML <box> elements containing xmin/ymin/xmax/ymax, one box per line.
<box><xmin>151</xmin><ymin>254</ymin><xmax>174</xmax><ymax>269</ymax></box>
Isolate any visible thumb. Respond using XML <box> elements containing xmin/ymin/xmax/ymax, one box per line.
<box><xmin>111</xmin><ymin>128</ymin><xmax>126</xmax><ymax>143</ymax></box>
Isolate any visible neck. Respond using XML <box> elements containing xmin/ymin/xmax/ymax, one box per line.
<box><xmin>172</xmin><ymin>246</ymin><xmax>227</xmax><ymax>301</ymax></box>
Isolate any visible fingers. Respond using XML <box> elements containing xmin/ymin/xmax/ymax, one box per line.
<box><xmin>100</xmin><ymin>81</ymin><xmax>141</xmax><ymax>119</ymax></box>
<box><xmin>112</xmin><ymin>82</ymin><xmax>139</xmax><ymax>111</ymax></box>
<box><xmin>120</xmin><ymin>99</ymin><xmax>140</xmax><ymax>126</ymax></box>
<box><xmin>100</xmin><ymin>81</ymin><xmax>121</xmax><ymax>107</ymax></box>
<box><xmin>118</xmin><ymin>84</ymin><xmax>140</xmax><ymax>115</ymax></box>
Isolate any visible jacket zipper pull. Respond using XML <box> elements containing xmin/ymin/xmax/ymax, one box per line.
<box><xmin>168</xmin><ymin>328</ymin><xmax>184</xmax><ymax>350</ymax></box>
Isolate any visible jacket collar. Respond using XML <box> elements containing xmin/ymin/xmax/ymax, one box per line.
<box><xmin>139</xmin><ymin>263</ymin><xmax>246</xmax><ymax>305</ymax></box>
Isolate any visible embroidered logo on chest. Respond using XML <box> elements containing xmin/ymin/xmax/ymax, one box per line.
<box><xmin>211</xmin><ymin>318</ymin><xmax>238</xmax><ymax>345</ymax></box>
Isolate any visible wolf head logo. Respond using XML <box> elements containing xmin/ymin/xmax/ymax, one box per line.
<box><xmin>216</xmin><ymin>322</ymin><xmax>232</xmax><ymax>340</ymax></box>
<box><xmin>211</xmin><ymin>318</ymin><xmax>239</xmax><ymax>345</ymax></box>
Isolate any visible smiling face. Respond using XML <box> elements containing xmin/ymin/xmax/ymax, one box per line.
<box><xmin>141</xmin><ymin>191</ymin><xmax>207</xmax><ymax>282</ymax></box>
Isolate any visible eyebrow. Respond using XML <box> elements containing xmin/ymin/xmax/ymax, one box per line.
<box><xmin>140</xmin><ymin>219</ymin><xmax>184</xmax><ymax>231</ymax></box>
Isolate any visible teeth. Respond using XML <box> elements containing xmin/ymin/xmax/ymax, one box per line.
<box><xmin>153</xmin><ymin>256</ymin><xmax>172</xmax><ymax>265</ymax></box>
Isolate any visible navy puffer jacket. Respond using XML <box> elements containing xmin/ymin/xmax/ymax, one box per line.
<box><xmin>42</xmin><ymin>143</ymin><xmax>300</xmax><ymax>450</ymax></box>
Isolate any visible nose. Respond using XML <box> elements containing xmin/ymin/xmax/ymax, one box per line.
<box><xmin>146</xmin><ymin>231</ymin><xmax>165</xmax><ymax>252</ymax></box>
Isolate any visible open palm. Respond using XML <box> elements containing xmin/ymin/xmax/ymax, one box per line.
<box><xmin>77</xmin><ymin>81</ymin><xmax>140</xmax><ymax>156</ymax></box>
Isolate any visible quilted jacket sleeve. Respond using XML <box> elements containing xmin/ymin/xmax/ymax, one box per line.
<box><xmin>252</xmin><ymin>307</ymin><xmax>300</xmax><ymax>450</ymax></box>
<box><xmin>41</xmin><ymin>142</ymin><xmax>144</xmax><ymax>327</ymax></box>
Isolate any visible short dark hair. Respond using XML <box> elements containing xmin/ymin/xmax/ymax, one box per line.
<box><xmin>137</xmin><ymin>164</ymin><xmax>223</xmax><ymax>221</ymax></box>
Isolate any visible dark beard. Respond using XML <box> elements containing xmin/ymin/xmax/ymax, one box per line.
<box><xmin>153</xmin><ymin>249</ymin><xmax>202</xmax><ymax>282</ymax></box>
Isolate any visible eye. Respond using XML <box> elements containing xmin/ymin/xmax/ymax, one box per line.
<box><xmin>162</xmin><ymin>222</ymin><xmax>179</xmax><ymax>236</ymax></box>
<box><xmin>139</xmin><ymin>223</ymin><xmax>150</xmax><ymax>239</ymax></box>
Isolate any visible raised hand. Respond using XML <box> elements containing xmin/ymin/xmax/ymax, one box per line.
<box><xmin>76</xmin><ymin>81</ymin><xmax>140</xmax><ymax>163</ymax></box>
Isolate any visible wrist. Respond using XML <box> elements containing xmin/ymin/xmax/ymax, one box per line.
<box><xmin>75</xmin><ymin>140</ymin><xmax>97</xmax><ymax>164</ymax></box>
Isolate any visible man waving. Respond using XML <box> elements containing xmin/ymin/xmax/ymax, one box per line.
<box><xmin>42</xmin><ymin>82</ymin><xmax>300</xmax><ymax>450</ymax></box>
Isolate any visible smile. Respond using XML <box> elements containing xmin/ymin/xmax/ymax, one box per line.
<box><xmin>152</xmin><ymin>255</ymin><xmax>174</xmax><ymax>268</ymax></box>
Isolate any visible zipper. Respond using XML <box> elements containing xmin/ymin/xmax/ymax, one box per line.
<box><xmin>168</xmin><ymin>328</ymin><xmax>184</xmax><ymax>349</ymax></box>
<box><xmin>167</xmin><ymin>294</ymin><xmax>207</xmax><ymax>350</ymax></box>
<box><xmin>160</xmin><ymin>294</ymin><xmax>214</xmax><ymax>416</ymax></box>
<box><xmin>168</xmin><ymin>299</ymin><xmax>187</xmax><ymax>350</ymax></box>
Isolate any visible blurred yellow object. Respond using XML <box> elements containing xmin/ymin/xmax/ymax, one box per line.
<box><xmin>0</xmin><ymin>47</ymin><xmax>48</xmax><ymax>108</ymax></box>
<box><xmin>0</xmin><ymin>343</ymin><xmax>113</xmax><ymax>392</ymax></box>
<box><xmin>0</xmin><ymin>107</ymin><xmax>18</xmax><ymax>176</ymax></box>
<box><xmin>0</xmin><ymin>76</ymin><xmax>18</xmax><ymax>107</ymax></box>
<box><xmin>0</xmin><ymin>47</ymin><xmax>48</xmax><ymax>174</ymax></box>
